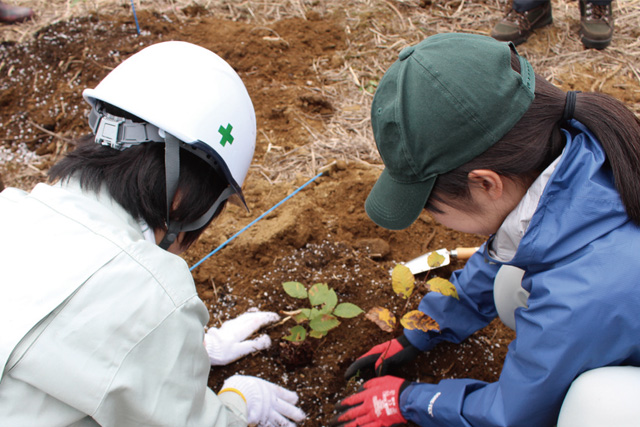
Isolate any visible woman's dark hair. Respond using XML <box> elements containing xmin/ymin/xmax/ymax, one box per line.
<box><xmin>427</xmin><ymin>50</ymin><xmax>640</xmax><ymax>225</ymax></box>
<box><xmin>48</xmin><ymin>106</ymin><xmax>227</xmax><ymax>249</ymax></box>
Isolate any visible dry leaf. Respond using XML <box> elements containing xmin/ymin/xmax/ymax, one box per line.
<box><xmin>427</xmin><ymin>251</ymin><xmax>446</xmax><ymax>268</ymax></box>
<box><xmin>427</xmin><ymin>277</ymin><xmax>459</xmax><ymax>300</ymax></box>
<box><xmin>365</xmin><ymin>306</ymin><xmax>397</xmax><ymax>332</ymax></box>
<box><xmin>400</xmin><ymin>310</ymin><xmax>440</xmax><ymax>332</ymax></box>
<box><xmin>391</xmin><ymin>264</ymin><xmax>415</xmax><ymax>299</ymax></box>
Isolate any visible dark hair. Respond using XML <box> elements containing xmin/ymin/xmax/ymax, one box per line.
<box><xmin>427</xmin><ymin>51</ymin><xmax>640</xmax><ymax>225</ymax></box>
<box><xmin>48</xmin><ymin>134</ymin><xmax>227</xmax><ymax>249</ymax></box>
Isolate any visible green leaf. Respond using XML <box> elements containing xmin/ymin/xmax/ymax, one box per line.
<box><xmin>318</xmin><ymin>303</ymin><xmax>333</xmax><ymax>315</ymax></box>
<box><xmin>309</xmin><ymin>307</ymin><xmax>323</xmax><ymax>321</ymax></box>
<box><xmin>309</xmin><ymin>313</ymin><xmax>340</xmax><ymax>332</ymax></box>
<box><xmin>283</xmin><ymin>281</ymin><xmax>308</xmax><ymax>299</ymax></box>
<box><xmin>309</xmin><ymin>329</ymin><xmax>328</xmax><ymax>339</ymax></box>
<box><xmin>308</xmin><ymin>283</ymin><xmax>331</xmax><ymax>306</ymax></box>
<box><xmin>294</xmin><ymin>309</ymin><xmax>311</xmax><ymax>323</ymax></box>
<box><xmin>283</xmin><ymin>325</ymin><xmax>307</xmax><ymax>342</ymax></box>
<box><xmin>333</xmin><ymin>302</ymin><xmax>364</xmax><ymax>318</ymax></box>
<box><xmin>314</xmin><ymin>289</ymin><xmax>338</xmax><ymax>314</ymax></box>
<box><xmin>324</xmin><ymin>289</ymin><xmax>338</xmax><ymax>311</ymax></box>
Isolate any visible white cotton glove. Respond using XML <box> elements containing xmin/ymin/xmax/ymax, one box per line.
<box><xmin>204</xmin><ymin>309</ymin><xmax>280</xmax><ymax>365</ymax></box>
<box><xmin>220</xmin><ymin>375</ymin><xmax>306</xmax><ymax>426</ymax></box>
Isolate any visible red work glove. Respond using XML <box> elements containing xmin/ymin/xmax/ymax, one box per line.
<box><xmin>344</xmin><ymin>335</ymin><xmax>420</xmax><ymax>380</ymax></box>
<box><xmin>330</xmin><ymin>376</ymin><xmax>410</xmax><ymax>427</ymax></box>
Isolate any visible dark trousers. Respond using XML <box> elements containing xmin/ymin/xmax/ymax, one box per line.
<box><xmin>513</xmin><ymin>0</ymin><xmax>611</xmax><ymax>12</ymax></box>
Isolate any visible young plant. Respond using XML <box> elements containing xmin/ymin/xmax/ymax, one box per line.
<box><xmin>282</xmin><ymin>281</ymin><xmax>364</xmax><ymax>342</ymax></box>
<box><xmin>366</xmin><ymin>262</ymin><xmax>459</xmax><ymax>333</ymax></box>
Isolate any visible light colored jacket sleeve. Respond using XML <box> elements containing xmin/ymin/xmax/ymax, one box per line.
<box><xmin>3</xmin><ymin>247</ymin><xmax>249</xmax><ymax>427</ymax></box>
<box><xmin>91</xmin><ymin>293</ymin><xmax>247</xmax><ymax>426</ymax></box>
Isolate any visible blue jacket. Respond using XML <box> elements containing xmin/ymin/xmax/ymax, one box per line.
<box><xmin>401</xmin><ymin>121</ymin><xmax>640</xmax><ymax>426</ymax></box>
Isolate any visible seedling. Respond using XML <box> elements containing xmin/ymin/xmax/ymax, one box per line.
<box><xmin>366</xmin><ymin>261</ymin><xmax>459</xmax><ymax>333</ymax></box>
<box><xmin>282</xmin><ymin>281</ymin><xmax>364</xmax><ymax>342</ymax></box>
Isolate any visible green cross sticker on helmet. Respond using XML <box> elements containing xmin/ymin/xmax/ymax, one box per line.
<box><xmin>219</xmin><ymin>123</ymin><xmax>234</xmax><ymax>147</ymax></box>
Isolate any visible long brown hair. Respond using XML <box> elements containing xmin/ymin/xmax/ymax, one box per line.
<box><xmin>427</xmin><ymin>51</ymin><xmax>640</xmax><ymax>225</ymax></box>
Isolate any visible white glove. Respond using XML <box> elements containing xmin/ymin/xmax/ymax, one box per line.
<box><xmin>220</xmin><ymin>375</ymin><xmax>306</xmax><ymax>426</ymax></box>
<box><xmin>204</xmin><ymin>309</ymin><xmax>280</xmax><ymax>365</ymax></box>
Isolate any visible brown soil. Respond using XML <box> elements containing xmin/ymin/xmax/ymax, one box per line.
<box><xmin>1</xmin><ymin>2</ymin><xmax>637</xmax><ymax>425</ymax></box>
<box><xmin>195</xmin><ymin>163</ymin><xmax>512</xmax><ymax>425</ymax></box>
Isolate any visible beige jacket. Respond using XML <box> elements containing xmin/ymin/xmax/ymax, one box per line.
<box><xmin>0</xmin><ymin>181</ymin><xmax>246</xmax><ymax>426</ymax></box>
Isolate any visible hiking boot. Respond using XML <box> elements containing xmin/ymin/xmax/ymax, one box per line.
<box><xmin>491</xmin><ymin>2</ymin><xmax>553</xmax><ymax>45</ymax></box>
<box><xmin>0</xmin><ymin>2</ymin><xmax>34</xmax><ymax>24</ymax></box>
<box><xmin>579</xmin><ymin>0</ymin><xmax>614</xmax><ymax>49</ymax></box>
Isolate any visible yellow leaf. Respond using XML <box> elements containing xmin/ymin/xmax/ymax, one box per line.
<box><xmin>427</xmin><ymin>277</ymin><xmax>459</xmax><ymax>300</ymax></box>
<box><xmin>427</xmin><ymin>251</ymin><xmax>445</xmax><ymax>268</ymax></box>
<box><xmin>391</xmin><ymin>264</ymin><xmax>415</xmax><ymax>299</ymax></box>
<box><xmin>365</xmin><ymin>306</ymin><xmax>397</xmax><ymax>333</ymax></box>
<box><xmin>400</xmin><ymin>310</ymin><xmax>440</xmax><ymax>332</ymax></box>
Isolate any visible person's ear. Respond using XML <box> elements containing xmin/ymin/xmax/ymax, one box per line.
<box><xmin>468</xmin><ymin>169</ymin><xmax>504</xmax><ymax>200</ymax></box>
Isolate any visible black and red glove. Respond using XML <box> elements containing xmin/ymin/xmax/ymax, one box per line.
<box><xmin>330</xmin><ymin>376</ymin><xmax>410</xmax><ymax>427</ymax></box>
<box><xmin>344</xmin><ymin>335</ymin><xmax>420</xmax><ymax>380</ymax></box>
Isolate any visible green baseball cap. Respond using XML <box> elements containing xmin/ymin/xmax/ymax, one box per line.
<box><xmin>365</xmin><ymin>33</ymin><xmax>535</xmax><ymax>230</ymax></box>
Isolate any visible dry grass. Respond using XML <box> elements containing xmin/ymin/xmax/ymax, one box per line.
<box><xmin>1</xmin><ymin>0</ymin><xmax>639</xmax><ymax>182</ymax></box>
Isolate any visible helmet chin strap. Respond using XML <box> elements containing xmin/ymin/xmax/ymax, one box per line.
<box><xmin>158</xmin><ymin>133</ymin><xmax>235</xmax><ymax>250</ymax></box>
<box><xmin>158</xmin><ymin>133</ymin><xmax>181</xmax><ymax>250</ymax></box>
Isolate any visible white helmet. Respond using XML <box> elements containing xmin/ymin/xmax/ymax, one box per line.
<box><xmin>82</xmin><ymin>41</ymin><xmax>256</xmax><ymax>248</ymax></box>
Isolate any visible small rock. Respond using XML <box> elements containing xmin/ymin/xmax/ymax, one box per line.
<box><xmin>355</xmin><ymin>238</ymin><xmax>390</xmax><ymax>259</ymax></box>
<box><xmin>335</xmin><ymin>159</ymin><xmax>347</xmax><ymax>170</ymax></box>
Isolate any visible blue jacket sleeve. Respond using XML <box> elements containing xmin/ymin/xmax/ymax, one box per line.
<box><xmin>404</xmin><ymin>244</ymin><xmax>501</xmax><ymax>352</ymax></box>
<box><xmin>400</xmin><ymin>256</ymin><xmax>640</xmax><ymax>426</ymax></box>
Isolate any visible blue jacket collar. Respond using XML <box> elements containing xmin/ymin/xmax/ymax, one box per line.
<box><xmin>490</xmin><ymin>120</ymin><xmax>628</xmax><ymax>267</ymax></box>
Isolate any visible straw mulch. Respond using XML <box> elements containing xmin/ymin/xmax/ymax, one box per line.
<box><xmin>2</xmin><ymin>0</ymin><xmax>639</xmax><ymax>182</ymax></box>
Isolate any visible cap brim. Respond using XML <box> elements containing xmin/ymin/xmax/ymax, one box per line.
<box><xmin>365</xmin><ymin>168</ymin><xmax>435</xmax><ymax>230</ymax></box>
